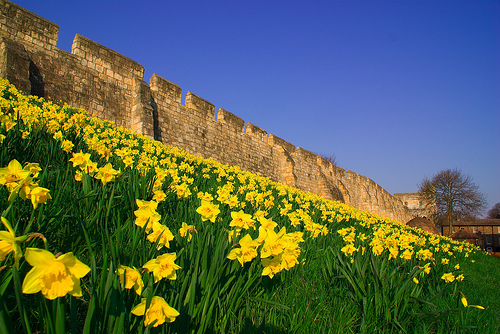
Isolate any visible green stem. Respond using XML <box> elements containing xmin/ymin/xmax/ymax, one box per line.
<box><xmin>12</xmin><ymin>266</ymin><xmax>32</xmax><ymax>334</ymax></box>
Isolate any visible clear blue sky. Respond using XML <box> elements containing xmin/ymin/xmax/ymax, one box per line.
<box><xmin>15</xmin><ymin>0</ymin><xmax>500</xmax><ymax>215</ymax></box>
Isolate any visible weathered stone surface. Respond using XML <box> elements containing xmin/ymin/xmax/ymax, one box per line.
<box><xmin>406</xmin><ymin>217</ymin><xmax>439</xmax><ymax>235</ymax></box>
<box><xmin>0</xmin><ymin>1</ymin><xmax>413</xmax><ymax>223</ymax></box>
<box><xmin>395</xmin><ymin>192</ymin><xmax>436</xmax><ymax>218</ymax></box>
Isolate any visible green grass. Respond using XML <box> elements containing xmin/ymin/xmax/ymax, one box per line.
<box><xmin>460</xmin><ymin>253</ymin><xmax>500</xmax><ymax>333</ymax></box>
<box><xmin>0</xmin><ymin>78</ymin><xmax>498</xmax><ymax>333</ymax></box>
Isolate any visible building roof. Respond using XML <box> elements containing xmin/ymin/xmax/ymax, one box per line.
<box><xmin>452</xmin><ymin>219</ymin><xmax>500</xmax><ymax>226</ymax></box>
<box><xmin>451</xmin><ymin>229</ymin><xmax>483</xmax><ymax>240</ymax></box>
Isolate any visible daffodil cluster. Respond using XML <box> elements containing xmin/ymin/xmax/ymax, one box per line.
<box><xmin>116</xmin><ymin>256</ymin><xmax>181</xmax><ymax>327</ymax></box>
<box><xmin>0</xmin><ymin>157</ymin><xmax>90</xmax><ymax>300</ymax></box>
<box><xmin>225</xmin><ymin>213</ymin><xmax>304</xmax><ymax>278</ymax></box>
<box><xmin>0</xmin><ymin>159</ymin><xmax>50</xmax><ymax>208</ymax></box>
<box><xmin>123</xmin><ymin>199</ymin><xmax>184</xmax><ymax>327</ymax></box>
<box><xmin>0</xmin><ymin>77</ymin><xmax>486</xmax><ymax>330</ymax></box>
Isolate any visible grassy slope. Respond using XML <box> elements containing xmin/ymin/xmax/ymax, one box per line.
<box><xmin>0</xmin><ymin>79</ymin><xmax>499</xmax><ymax>333</ymax></box>
<box><xmin>460</xmin><ymin>253</ymin><xmax>500</xmax><ymax>333</ymax></box>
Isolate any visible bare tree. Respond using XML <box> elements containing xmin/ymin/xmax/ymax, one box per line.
<box><xmin>487</xmin><ymin>202</ymin><xmax>500</xmax><ymax>219</ymax></box>
<box><xmin>418</xmin><ymin>169</ymin><xmax>487</xmax><ymax>236</ymax></box>
<box><xmin>317</xmin><ymin>153</ymin><xmax>338</xmax><ymax>167</ymax></box>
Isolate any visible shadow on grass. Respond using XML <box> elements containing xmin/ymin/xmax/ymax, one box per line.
<box><xmin>239</xmin><ymin>318</ymin><xmax>290</xmax><ymax>334</ymax></box>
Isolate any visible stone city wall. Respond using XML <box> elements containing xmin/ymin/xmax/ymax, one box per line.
<box><xmin>0</xmin><ymin>0</ymin><xmax>412</xmax><ymax>222</ymax></box>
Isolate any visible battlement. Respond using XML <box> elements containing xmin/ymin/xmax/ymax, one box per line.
<box><xmin>0</xmin><ymin>0</ymin><xmax>58</xmax><ymax>50</ymax></box>
<box><xmin>150</xmin><ymin>74</ymin><xmax>182</xmax><ymax>103</ymax></box>
<box><xmin>72</xmin><ymin>34</ymin><xmax>144</xmax><ymax>83</ymax></box>
<box><xmin>217</xmin><ymin>108</ymin><xmax>245</xmax><ymax>132</ymax></box>
<box><xmin>0</xmin><ymin>1</ymin><xmax>412</xmax><ymax>223</ymax></box>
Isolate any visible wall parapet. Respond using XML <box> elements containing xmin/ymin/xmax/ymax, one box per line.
<box><xmin>72</xmin><ymin>34</ymin><xmax>144</xmax><ymax>83</ymax></box>
<box><xmin>185</xmin><ymin>92</ymin><xmax>215</xmax><ymax>119</ymax></box>
<box><xmin>150</xmin><ymin>73</ymin><xmax>182</xmax><ymax>103</ymax></box>
<box><xmin>0</xmin><ymin>0</ymin><xmax>413</xmax><ymax>223</ymax></box>
<box><xmin>269</xmin><ymin>134</ymin><xmax>295</xmax><ymax>154</ymax></box>
<box><xmin>217</xmin><ymin>108</ymin><xmax>245</xmax><ymax>132</ymax></box>
<box><xmin>246</xmin><ymin>123</ymin><xmax>267</xmax><ymax>143</ymax></box>
<box><xmin>0</xmin><ymin>0</ymin><xmax>58</xmax><ymax>50</ymax></box>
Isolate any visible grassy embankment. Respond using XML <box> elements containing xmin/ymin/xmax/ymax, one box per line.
<box><xmin>0</xmin><ymin>78</ymin><xmax>498</xmax><ymax>333</ymax></box>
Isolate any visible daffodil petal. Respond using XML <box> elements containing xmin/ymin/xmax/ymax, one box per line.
<box><xmin>22</xmin><ymin>266</ymin><xmax>45</xmax><ymax>294</ymax></box>
<box><xmin>131</xmin><ymin>299</ymin><xmax>147</xmax><ymax>316</ymax></box>
<box><xmin>0</xmin><ymin>230</ymin><xmax>14</xmax><ymax>242</ymax></box>
<box><xmin>58</xmin><ymin>253</ymin><xmax>91</xmax><ymax>278</ymax></box>
<box><xmin>68</xmin><ymin>277</ymin><xmax>83</xmax><ymax>297</ymax></box>
<box><xmin>0</xmin><ymin>217</ymin><xmax>15</xmax><ymax>237</ymax></box>
<box><xmin>142</xmin><ymin>259</ymin><xmax>156</xmax><ymax>271</ymax></box>
<box><xmin>24</xmin><ymin>248</ymin><xmax>55</xmax><ymax>267</ymax></box>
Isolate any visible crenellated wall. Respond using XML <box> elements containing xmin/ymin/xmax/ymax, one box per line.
<box><xmin>0</xmin><ymin>0</ymin><xmax>412</xmax><ymax>223</ymax></box>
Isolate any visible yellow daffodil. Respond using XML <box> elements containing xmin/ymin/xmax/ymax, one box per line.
<box><xmin>69</xmin><ymin>151</ymin><xmax>91</xmax><ymax>168</ymax></box>
<box><xmin>61</xmin><ymin>139</ymin><xmax>74</xmax><ymax>153</ymax></box>
<box><xmin>196</xmin><ymin>200</ymin><xmax>220</xmax><ymax>223</ymax></box>
<box><xmin>29</xmin><ymin>186</ymin><xmax>51</xmax><ymax>209</ymax></box>
<box><xmin>227</xmin><ymin>234</ymin><xmax>259</xmax><ymax>266</ymax></box>
<box><xmin>258</xmin><ymin>217</ymin><xmax>277</xmax><ymax>230</ymax></box>
<box><xmin>94</xmin><ymin>163</ymin><xmax>119</xmax><ymax>184</ymax></box>
<box><xmin>371</xmin><ymin>243</ymin><xmax>384</xmax><ymax>256</ymax></box>
<box><xmin>122</xmin><ymin>155</ymin><xmax>134</xmax><ymax>168</ymax></box>
<box><xmin>400</xmin><ymin>249</ymin><xmax>413</xmax><ymax>260</ymax></box>
<box><xmin>388</xmin><ymin>246</ymin><xmax>399</xmax><ymax>260</ymax></box>
<box><xmin>24</xmin><ymin>162</ymin><xmax>41</xmax><ymax>177</ymax></box>
<box><xmin>84</xmin><ymin>160</ymin><xmax>99</xmax><ymax>175</ymax></box>
<box><xmin>171</xmin><ymin>183</ymin><xmax>191</xmax><ymax>199</ymax></box>
<box><xmin>53</xmin><ymin>131</ymin><xmax>63</xmax><ymax>141</ymax></box>
<box><xmin>416</xmin><ymin>249</ymin><xmax>433</xmax><ymax>261</ymax></box>
<box><xmin>261</xmin><ymin>255</ymin><xmax>282</xmax><ymax>278</ymax></box>
<box><xmin>341</xmin><ymin>243</ymin><xmax>359</xmax><ymax>257</ymax></box>
<box><xmin>197</xmin><ymin>192</ymin><xmax>214</xmax><ymax>202</ymax></box>
<box><xmin>227</xmin><ymin>229</ymin><xmax>240</xmax><ymax>243</ymax></box>
<box><xmin>229</xmin><ymin>210</ymin><xmax>255</xmax><ymax>230</ymax></box>
<box><xmin>117</xmin><ymin>265</ymin><xmax>143</xmax><ymax>295</ymax></box>
<box><xmin>143</xmin><ymin>253</ymin><xmax>181</xmax><ymax>283</ymax></box>
<box><xmin>0</xmin><ymin>217</ymin><xmax>26</xmax><ymax>267</ymax></box>
<box><xmin>131</xmin><ymin>296</ymin><xmax>179</xmax><ymax>327</ymax></box>
<box><xmin>74</xmin><ymin>170</ymin><xmax>83</xmax><ymax>181</ymax></box>
<box><xmin>225</xmin><ymin>195</ymin><xmax>239</xmax><ymax>208</ymax></box>
<box><xmin>343</xmin><ymin>232</ymin><xmax>356</xmax><ymax>244</ymax></box>
<box><xmin>0</xmin><ymin>159</ymin><xmax>30</xmax><ymax>186</ymax></box>
<box><xmin>134</xmin><ymin>207</ymin><xmax>161</xmax><ymax>232</ymax></box>
<box><xmin>0</xmin><ymin>115</ymin><xmax>16</xmax><ymax>131</ymax></box>
<box><xmin>280</xmin><ymin>242</ymin><xmax>300</xmax><ymax>270</ymax></box>
<box><xmin>260</xmin><ymin>227</ymin><xmax>287</xmax><ymax>259</ymax></box>
<box><xmin>441</xmin><ymin>272</ymin><xmax>455</xmax><ymax>283</ymax></box>
<box><xmin>153</xmin><ymin>190</ymin><xmax>166</xmax><ymax>202</ymax></box>
<box><xmin>22</xmin><ymin>248</ymin><xmax>90</xmax><ymax>299</ymax></box>
<box><xmin>147</xmin><ymin>222</ymin><xmax>174</xmax><ymax>250</ymax></box>
<box><xmin>136</xmin><ymin>199</ymin><xmax>158</xmax><ymax>211</ymax></box>
<box><xmin>179</xmin><ymin>222</ymin><xmax>196</xmax><ymax>242</ymax></box>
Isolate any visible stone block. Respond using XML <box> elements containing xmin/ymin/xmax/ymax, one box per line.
<box><xmin>268</xmin><ymin>134</ymin><xmax>295</xmax><ymax>155</ymax></box>
<box><xmin>186</xmin><ymin>92</ymin><xmax>215</xmax><ymax>119</ymax></box>
<box><xmin>150</xmin><ymin>74</ymin><xmax>182</xmax><ymax>104</ymax></box>
<box><xmin>0</xmin><ymin>0</ymin><xmax>414</xmax><ymax>223</ymax></box>
<box><xmin>217</xmin><ymin>108</ymin><xmax>244</xmax><ymax>132</ymax></box>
